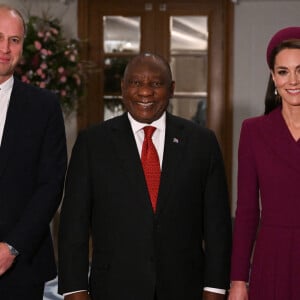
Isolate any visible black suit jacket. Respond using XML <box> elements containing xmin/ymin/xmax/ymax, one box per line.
<box><xmin>58</xmin><ymin>113</ymin><xmax>231</xmax><ymax>300</ymax></box>
<box><xmin>0</xmin><ymin>78</ymin><xmax>67</xmax><ymax>287</ymax></box>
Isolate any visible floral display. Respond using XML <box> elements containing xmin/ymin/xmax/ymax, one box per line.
<box><xmin>15</xmin><ymin>15</ymin><xmax>84</xmax><ymax>114</ymax></box>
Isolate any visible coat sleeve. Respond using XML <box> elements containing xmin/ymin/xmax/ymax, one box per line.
<box><xmin>230</xmin><ymin>120</ymin><xmax>260</xmax><ymax>281</ymax></box>
<box><xmin>5</xmin><ymin>94</ymin><xmax>67</xmax><ymax>257</ymax></box>
<box><xmin>203</xmin><ymin>131</ymin><xmax>232</xmax><ymax>290</ymax></box>
<box><xmin>58</xmin><ymin>131</ymin><xmax>91</xmax><ymax>294</ymax></box>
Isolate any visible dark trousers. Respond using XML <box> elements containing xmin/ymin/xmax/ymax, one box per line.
<box><xmin>0</xmin><ymin>283</ymin><xmax>44</xmax><ymax>300</ymax></box>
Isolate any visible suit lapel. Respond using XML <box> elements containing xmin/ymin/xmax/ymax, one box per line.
<box><xmin>109</xmin><ymin>114</ymin><xmax>153</xmax><ymax>212</ymax></box>
<box><xmin>156</xmin><ymin>114</ymin><xmax>186</xmax><ymax>215</ymax></box>
<box><xmin>0</xmin><ymin>79</ymin><xmax>25</xmax><ymax>177</ymax></box>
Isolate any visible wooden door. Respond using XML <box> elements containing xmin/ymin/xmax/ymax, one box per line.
<box><xmin>77</xmin><ymin>0</ymin><xmax>233</xmax><ymax>197</ymax></box>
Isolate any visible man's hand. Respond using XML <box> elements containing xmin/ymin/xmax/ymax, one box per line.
<box><xmin>0</xmin><ymin>242</ymin><xmax>16</xmax><ymax>276</ymax></box>
<box><xmin>64</xmin><ymin>291</ymin><xmax>90</xmax><ymax>300</ymax></box>
<box><xmin>203</xmin><ymin>290</ymin><xmax>226</xmax><ymax>300</ymax></box>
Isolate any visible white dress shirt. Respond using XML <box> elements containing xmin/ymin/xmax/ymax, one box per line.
<box><xmin>0</xmin><ymin>76</ymin><xmax>13</xmax><ymax>146</ymax></box>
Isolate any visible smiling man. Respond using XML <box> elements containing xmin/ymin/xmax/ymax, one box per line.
<box><xmin>0</xmin><ymin>4</ymin><xmax>67</xmax><ymax>300</ymax></box>
<box><xmin>58</xmin><ymin>52</ymin><xmax>232</xmax><ymax>300</ymax></box>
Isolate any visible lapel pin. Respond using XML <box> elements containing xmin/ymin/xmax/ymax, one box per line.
<box><xmin>172</xmin><ymin>137</ymin><xmax>179</xmax><ymax>143</ymax></box>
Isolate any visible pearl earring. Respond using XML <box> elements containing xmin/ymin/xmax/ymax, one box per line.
<box><xmin>274</xmin><ymin>88</ymin><xmax>278</xmax><ymax>95</ymax></box>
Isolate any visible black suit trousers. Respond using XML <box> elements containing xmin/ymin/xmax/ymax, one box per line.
<box><xmin>0</xmin><ymin>283</ymin><xmax>44</xmax><ymax>300</ymax></box>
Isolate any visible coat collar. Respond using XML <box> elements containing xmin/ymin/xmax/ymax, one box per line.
<box><xmin>157</xmin><ymin>113</ymin><xmax>187</xmax><ymax>215</ymax></box>
<box><xmin>262</xmin><ymin>106</ymin><xmax>300</xmax><ymax>174</ymax></box>
<box><xmin>0</xmin><ymin>79</ymin><xmax>26</xmax><ymax>177</ymax></box>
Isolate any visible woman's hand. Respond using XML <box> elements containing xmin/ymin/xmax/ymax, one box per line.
<box><xmin>228</xmin><ymin>281</ymin><xmax>248</xmax><ymax>300</ymax></box>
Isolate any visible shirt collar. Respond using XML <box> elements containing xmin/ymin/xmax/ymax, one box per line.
<box><xmin>127</xmin><ymin>112</ymin><xmax>166</xmax><ymax>134</ymax></box>
<box><xmin>0</xmin><ymin>76</ymin><xmax>14</xmax><ymax>92</ymax></box>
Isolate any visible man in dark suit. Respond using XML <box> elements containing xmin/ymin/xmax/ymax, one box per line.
<box><xmin>0</xmin><ymin>4</ymin><xmax>67</xmax><ymax>300</ymax></box>
<box><xmin>58</xmin><ymin>52</ymin><xmax>231</xmax><ymax>300</ymax></box>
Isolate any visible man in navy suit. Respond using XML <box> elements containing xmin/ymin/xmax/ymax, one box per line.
<box><xmin>0</xmin><ymin>4</ymin><xmax>67</xmax><ymax>299</ymax></box>
<box><xmin>58</xmin><ymin>52</ymin><xmax>231</xmax><ymax>300</ymax></box>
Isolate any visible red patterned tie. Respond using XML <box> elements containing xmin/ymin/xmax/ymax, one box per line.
<box><xmin>141</xmin><ymin>126</ymin><xmax>161</xmax><ymax>212</ymax></box>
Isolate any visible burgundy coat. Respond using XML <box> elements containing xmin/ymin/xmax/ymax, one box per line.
<box><xmin>231</xmin><ymin>106</ymin><xmax>300</xmax><ymax>299</ymax></box>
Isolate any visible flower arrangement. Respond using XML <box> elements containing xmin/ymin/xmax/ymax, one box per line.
<box><xmin>15</xmin><ymin>15</ymin><xmax>84</xmax><ymax>114</ymax></box>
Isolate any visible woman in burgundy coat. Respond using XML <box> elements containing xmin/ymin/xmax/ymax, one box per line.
<box><xmin>229</xmin><ymin>27</ymin><xmax>300</xmax><ymax>300</ymax></box>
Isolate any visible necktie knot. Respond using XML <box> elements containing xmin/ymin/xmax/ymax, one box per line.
<box><xmin>143</xmin><ymin>126</ymin><xmax>156</xmax><ymax>140</ymax></box>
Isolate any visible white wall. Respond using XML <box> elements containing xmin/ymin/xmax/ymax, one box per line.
<box><xmin>5</xmin><ymin>0</ymin><xmax>78</xmax><ymax>38</ymax></box>
<box><xmin>232</xmin><ymin>0</ymin><xmax>300</xmax><ymax>214</ymax></box>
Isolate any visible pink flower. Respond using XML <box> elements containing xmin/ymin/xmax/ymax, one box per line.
<box><xmin>41</xmin><ymin>62</ymin><xmax>47</xmax><ymax>69</ymax></box>
<box><xmin>34</xmin><ymin>41</ymin><xmax>42</xmax><ymax>50</ymax></box>
<box><xmin>58</xmin><ymin>67</ymin><xmax>65</xmax><ymax>74</ymax></box>
<box><xmin>40</xmin><ymin>82</ymin><xmax>46</xmax><ymax>88</ymax></box>
<box><xmin>36</xmin><ymin>69</ymin><xmax>46</xmax><ymax>79</ymax></box>
<box><xmin>60</xmin><ymin>76</ymin><xmax>67</xmax><ymax>83</ymax></box>
<box><xmin>41</xmin><ymin>49</ymin><xmax>48</xmax><ymax>56</ymax></box>
<box><xmin>51</xmin><ymin>28</ymin><xmax>59</xmax><ymax>35</ymax></box>
<box><xmin>21</xmin><ymin>75</ymin><xmax>29</xmax><ymax>83</ymax></box>
<box><xmin>61</xmin><ymin>90</ymin><xmax>67</xmax><ymax>96</ymax></box>
<box><xmin>69</xmin><ymin>54</ymin><xmax>76</xmax><ymax>62</ymax></box>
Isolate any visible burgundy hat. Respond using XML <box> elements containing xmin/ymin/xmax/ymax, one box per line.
<box><xmin>266</xmin><ymin>26</ymin><xmax>300</xmax><ymax>68</ymax></box>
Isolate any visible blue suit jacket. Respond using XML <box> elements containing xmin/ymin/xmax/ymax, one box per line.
<box><xmin>58</xmin><ymin>112</ymin><xmax>231</xmax><ymax>300</ymax></box>
<box><xmin>0</xmin><ymin>77</ymin><xmax>67</xmax><ymax>286</ymax></box>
